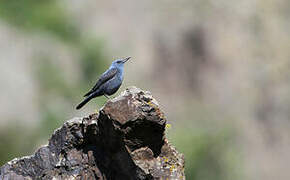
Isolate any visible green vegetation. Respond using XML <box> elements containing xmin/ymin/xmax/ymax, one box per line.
<box><xmin>0</xmin><ymin>0</ymin><xmax>108</xmax><ymax>166</ymax></box>
<box><xmin>0</xmin><ymin>0</ymin><xmax>78</xmax><ymax>42</ymax></box>
<box><xmin>168</xmin><ymin>126</ymin><xmax>241</xmax><ymax>180</ymax></box>
<box><xmin>0</xmin><ymin>124</ymin><xmax>38</xmax><ymax>165</ymax></box>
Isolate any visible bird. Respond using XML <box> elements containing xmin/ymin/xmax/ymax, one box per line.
<box><xmin>76</xmin><ymin>57</ymin><xmax>131</xmax><ymax>110</ymax></box>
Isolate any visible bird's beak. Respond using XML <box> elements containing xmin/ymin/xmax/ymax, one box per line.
<box><xmin>122</xmin><ymin>56</ymin><xmax>131</xmax><ymax>63</ymax></box>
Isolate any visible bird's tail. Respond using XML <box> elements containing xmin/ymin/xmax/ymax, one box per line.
<box><xmin>76</xmin><ymin>96</ymin><xmax>93</xmax><ymax>110</ymax></box>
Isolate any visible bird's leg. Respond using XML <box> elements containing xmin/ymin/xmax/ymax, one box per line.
<box><xmin>104</xmin><ymin>94</ymin><xmax>110</xmax><ymax>99</ymax></box>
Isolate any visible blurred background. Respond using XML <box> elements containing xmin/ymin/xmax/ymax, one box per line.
<box><xmin>0</xmin><ymin>0</ymin><xmax>289</xmax><ymax>179</ymax></box>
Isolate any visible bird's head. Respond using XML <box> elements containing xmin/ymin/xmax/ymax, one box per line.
<box><xmin>111</xmin><ymin>57</ymin><xmax>131</xmax><ymax>68</ymax></box>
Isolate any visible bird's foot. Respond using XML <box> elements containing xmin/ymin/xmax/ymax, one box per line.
<box><xmin>104</xmin><ymin>94</ymin><xmax>111</xmax><ymax>99</ymax></box>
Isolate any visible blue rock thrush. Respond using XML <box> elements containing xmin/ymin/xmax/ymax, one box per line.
<box><xmin>76</xmin><ymin>57</ymin><xmax>131</xmax><ymax>109</ymax></box>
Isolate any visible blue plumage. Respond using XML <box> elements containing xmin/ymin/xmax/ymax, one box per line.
<box><xmin>76</xmin><ymin>57</ymin><xmax>130</xmax><ymax>109</ymax></box>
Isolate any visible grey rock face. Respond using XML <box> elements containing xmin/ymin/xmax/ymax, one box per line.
<box><xmin>0</xmin><ymin>86</ymin><xmax>185</xmax><ymax>180</ymax></box>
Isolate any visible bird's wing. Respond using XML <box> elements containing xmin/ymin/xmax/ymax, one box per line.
<box><xmin>84</xmin><ymin>68</ymin><xmax>118</xmax><ymax>97</ymax></box>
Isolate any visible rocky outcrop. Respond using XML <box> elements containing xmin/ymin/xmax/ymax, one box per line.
<box><xmin>0</xmin><ymin>87</ymin><xmax>185</xmax><ymax>180</ymax></box>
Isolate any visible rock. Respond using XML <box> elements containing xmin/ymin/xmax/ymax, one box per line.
<box><xmin>0</xmin><ymin>86</ymin><xmax>185</xmax><ymax>180</ymax></box>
